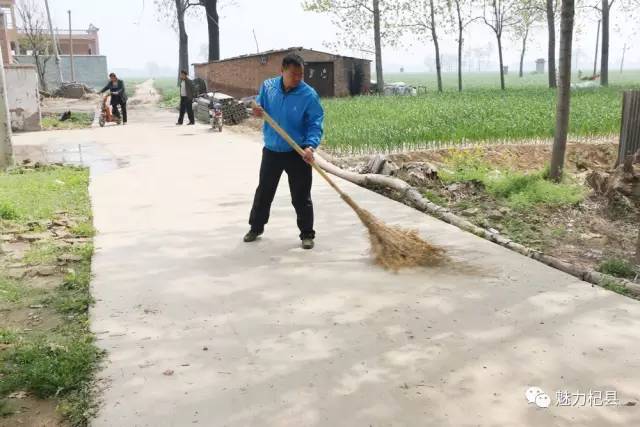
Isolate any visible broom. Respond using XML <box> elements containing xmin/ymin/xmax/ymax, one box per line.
<box><xmin>254</xmin><ymin>103</ymin><xmax>446</xmax><ymax>270</ymax></box>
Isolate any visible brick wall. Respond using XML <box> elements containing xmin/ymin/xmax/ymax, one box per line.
<box><xmin>194</xmin><ymin>49</ymin><xmax>370</xmax><ymax>98</ymax></box>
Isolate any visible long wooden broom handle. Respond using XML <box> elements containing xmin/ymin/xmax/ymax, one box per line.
<box><xmin>253</xmin><ymin>102</ymin><xmax>348</xmax><ymax>198</ymax></box>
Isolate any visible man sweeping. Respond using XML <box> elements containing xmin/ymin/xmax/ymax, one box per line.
<box><xmin>244</xmin><ymin>53</ymin><xmax>324</xmax><ymax>250</ymax></box>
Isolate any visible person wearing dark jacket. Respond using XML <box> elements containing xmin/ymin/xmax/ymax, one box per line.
<box><xmin>177</xmin><ymin>70</ymin><xmax>196</xmax><ymax>125</ymax></box>
<box><xmin>100</xmin><ymin>73</ymin><xmax>128</xmax><ymax>124</ymax></box>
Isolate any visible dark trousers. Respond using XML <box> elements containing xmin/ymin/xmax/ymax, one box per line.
<box><xmin>111</xmin><ymin>98</ymin><xmax>127</xmax><ymax>123</ymax></box>
<box><xmin>178</xmin><ymin>96</ymin><xmax>195</xmax><ymax>124</ymax></box>
<box><xmin>249</xmin><ymin>147</ymin><xmax>315</xmax><ymax>239</ymax></box>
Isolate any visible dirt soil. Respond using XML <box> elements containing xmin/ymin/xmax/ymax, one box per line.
<box><xmin>0</xmin><ymin>397</ymin><xmax>64</xmax><ymax>427</ymax></box>
<box><xmin>127</xmin><ymin>80</ymin><xmax>161</xmax><ymax>107</ymax></box>
<box><xmin>335</xmin><ymin>143</ymin><xmax>639</xmax><ymax>280</ymax></box>
<box><xmin>41</xmin><ymin>93</ymin><xmax>102</xmax><ymax>115</ymax></box>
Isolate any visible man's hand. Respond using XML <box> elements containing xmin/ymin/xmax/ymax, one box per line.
<box><xmin>301</xmin><ymin>147</ymin><xmax>315</xmax><ymax>164</ymax></box>
<box><xmin>252</xmin><ymin>106</ymin><xmax>264</xmax><ymax>118</ymax></box>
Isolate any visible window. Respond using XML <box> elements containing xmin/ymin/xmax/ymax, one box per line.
<box><xmin>0</xmin><ymin>8</ymin><xmax>13</xmax><ymax>28</ymax></box>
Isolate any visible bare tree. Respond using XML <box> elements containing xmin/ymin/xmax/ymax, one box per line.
<box><xmin>400</xmin><ymin>0</ymin><xmax>445</xmax><ymax>92</ymax></box>
<box><xmin>483</xmin><ymin>0</ymin><xmax>520</xmax><ymax>90</ymax></box>
<box><xmin>155</xmin><ymin>0</ymin><xmax>200</xmax><ymax>79</ymax></box>
<box><xmin>598</xmin><ymin>0</ymin><xmax>613</xmax><ymax>86</ymax></box>
<box><xmin>447</xmin><ymin>0</ymin><xmax>479</xmax><ymax>91</ymax></box>
<box><xmin>590</xmin><ymin>0</ymin><xmax>638</xmax><ymax>86</ymax></box>
<box><xmin>549</xmin><ymin>0</ymin><xmax>576</xmax><ymax>182</ymax></box>
<box><xmin>16</xmin><ymin>0</ymin><xmax>52</xmax><ymax>91</ymax></box>
<box><xmin>303</xmin><ymin>0</ymin><xmax>404</xmax><ymax>94</ymax></box>
<box><xmin>513</xmin><ymin>0</ymin><xmax>543</xmax><ymax>77</ymax></box>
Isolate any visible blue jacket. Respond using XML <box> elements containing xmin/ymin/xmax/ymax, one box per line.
<box><xmin>257</xmin><ymin>76</ymin><xmax>324</xmax><ymax>152</ymax></box>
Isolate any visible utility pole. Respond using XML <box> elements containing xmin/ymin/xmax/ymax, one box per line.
<box><xmin>68</xmin><ymin>10</ymin><xmax>75</xmax><ymax>82</ymax></box>
<box><xmin>44</xmin><ymin>0</ymin><xmax>64</xmax><ymax>85</ymax></box>
<box><xmin>0</xmin><ymin>47</ymin><xmax>14</xmax><ymax>170</ymax></box>
<box><xmin>252</xmin><ymin>29</ymin><xmax>260</xmax><ymax>54</ymax></box>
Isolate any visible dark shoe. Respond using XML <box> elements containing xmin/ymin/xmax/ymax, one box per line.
<box><xmin>243</xmin><ymin>230</ymin><xmax>263</xmax><ymax>242</ymax></box>
<box><xmin>301</xmin><ymin>238</ymin><xmax>314</xmax><ymax>250</ymax></box>
<box><xmin>187</xmin><ymin>122</ymin><xmax>195</xmax><ymax>125</ymax></box>
<box><xmin>176</xmin><ymin>122</ymin><xmax>183</xmax><ymax>125</ymax></box>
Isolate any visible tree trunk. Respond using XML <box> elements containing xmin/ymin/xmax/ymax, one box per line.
<box><xmin>549</xmin><ymin>0</ymin><xmax>575</xmax><ymax>182</ymax></box>
<box><xmin>176</xmin><ymin>0</ymin><xmax>189</xmax><ymax>80</ymax></box>
<box><xmin>600</xmin><ymin>0</ymin><xmax>609</xmax><ymax>86</ymax></box>
<box><xmin>593</xmin><ymin>19</ymin><xmax>600</xmax><ymax>76</ymax></box>
<box><xmin>34</xmin><ymin>54</ymin><xmax>48</xmax><ymax>92</ymax></box>
<box><xmin>203</xmin><ymin>0</ymin><xmax>220</xmax><ymax>61</ymax></box>
<box><xmin>455</xmin><ymin>0</ymin><xmax>463</xmax><ymax>91</ymax></box>
<box><xmin>546</xmin><ymin>0</ymin><xmax>557</xmax><ymax>88</ymax></box>
<box><xmin>636</xmin><ymin>221</ymin><xmax>640</xmax><ymax>264</ymax></box>
<box><xmin>373</xmin><ymin>0</ymin><xmax>384</xmax><ymax>94</ymax></box>
<box><xmin>429</xmin><ymin>0</ymin><xmax>442</xmax><ymax>92</ymax></box>
<box><xmin>0</xmin><ymin>49</ymin><xmax>13</xmax><ymax>170</ymax></box>
<box><xmin>497</xmin><ymin>35</ymin><xmax>505</xmax><ymax>90</ymax></box>
<box><xmin>519</xmin><ymin>26</ymin><xmax>529</xmax><ymax>78</ymax></box>
<box><xmin>617</xmin><ymin>91</ymin><xmax>640</xmax><ymax>166</ymax></box>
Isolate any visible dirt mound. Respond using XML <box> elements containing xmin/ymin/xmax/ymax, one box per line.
<box><xmin>388</xmin><ymin>142</ymin><xmax>618</xmax><ymax>173</ymax></box>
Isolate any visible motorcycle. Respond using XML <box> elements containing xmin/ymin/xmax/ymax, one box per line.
<box><xmin>210</xmin><ymin>101</ymin><xmax>223</xmax><ymax>132</ymax></box>
<box><xmin>98</xmin><ymin>94</ymin><xmax>122</xmax><ymax>127</ymax></box>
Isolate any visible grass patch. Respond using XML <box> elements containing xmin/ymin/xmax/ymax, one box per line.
<box><xmin>0</xmin><ymin>276</ymin><xmax>32</xmax><ymax>304</ymax></box>
<box><xmin>440</xmin><ymin>151</ymin><xmax>584</xmax><ymax>209</ymax></box>
<box><xmin>48</xmin><ymin>244</ymin><xmax>93</xmax><ymax>315</ymax></box>
<box><xmin>0</xmin><ymin>399</ymin><xmax>14</xmax><ymax>417</ymax></box>
<box><xmin>0</xmin><ymin>201</ymin><xmax>19</xmax><ymax>220</ymax></box>
<box><xmin>0</xmin><ymin>328</ymin><xmax>20</xmax><ymax>345</ymax></box>
<box><xmin>0</xmin><ymin>334</ymin><xmax>101</xmax><ymax>399</ymax></box>
<box><xmin>423</xmin><ymin>190</ymin><xmax>447</xmax><ymax>206</ymax></box>
<box><xmin>0</xmin><ymin>166</ymin><xmax>99</xmax><ymax>426</ymax></box>
<box><xmin>70</xmin><ymin>222</ymin><xmax>95</xmax><ymax>238</ymax></box>
<box><xmin>440</xmin><ymin>150</ymin><xmax>586</xmax><ymax>209</ymax></box>
<box><xmin>487</xmin><ymin>170</ymin><xmax>585</xmax><ymax>209</ymax></box>
<box><xmin>23</xmin><ymin>241</ymin><xmax>62</xmax><ymax>266</ymax></box>
<box><xmin>0</xmin><ymin>167</ymin><xmax>90</xmax><ymax>225</ymax></box>
<box><xmin>600</xmin><ymin>276</ymin><xmax>633</xmax><ymax>297</ymax></box>
<box><xmin>41</xmin><ymin>112</ymin><xmax>93</xmax><ymax>130</ymax></box>
<box><xmin>598</xmin><ymin>258</ymin><xmax>637</xmax><ymax>279</ymax></box>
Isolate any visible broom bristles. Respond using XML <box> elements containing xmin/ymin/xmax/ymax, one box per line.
<box><xmin>340</xmin><ymin>194</ymin><xmax>446</xmax><ymax>270</ymax></box>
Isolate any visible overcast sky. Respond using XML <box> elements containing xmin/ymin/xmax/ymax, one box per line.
<box><xmin>45</xmin><ymin>0</ymin><xmax>640</xmax><ymax>76</ymax></box>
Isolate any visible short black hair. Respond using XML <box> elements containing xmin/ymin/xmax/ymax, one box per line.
<box><xmin>180</xmin><ymin>69</ymin><xmax>188</xmax><ymax>76</ymax></box>
<box><xmin>282</xmin><ymin>54</ymin><xmax>304</xmax><ymax>69</ymax></box>
<box><xmin>109</xmin><ymin>73</ymin><xmax>116</xmax><ymax>78</ymax></box>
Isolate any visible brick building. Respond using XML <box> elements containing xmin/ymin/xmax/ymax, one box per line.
<box><xmin>193</xmin><ymin>47</ymin><xmax>371</xmax><ymax>98</ymax></box>
<box><xmin>0</xmin><ymin>0</ymin><xmax>101</xmax><ymax>59</ymax></box>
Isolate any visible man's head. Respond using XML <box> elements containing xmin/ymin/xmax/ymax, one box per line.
<box><xmin>180</xmin><ymin>70</ymin><xmax>188</xmax><ymax>80</ymax></box>
<box><xmin>281</xmin><ymin>54</ymin><xmax>304</xmax><ymax>90</ymax></box>
<box><xmin>109</xmin><ymin>73</ymin><xmax>117</xmax><ymax>82</ymax></box>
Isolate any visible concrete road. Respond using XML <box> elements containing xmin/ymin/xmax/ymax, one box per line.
<box><xmin>12</xmin><ymin>104</ymin><xmax>640</xmax><ymax>427</ymax></box>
